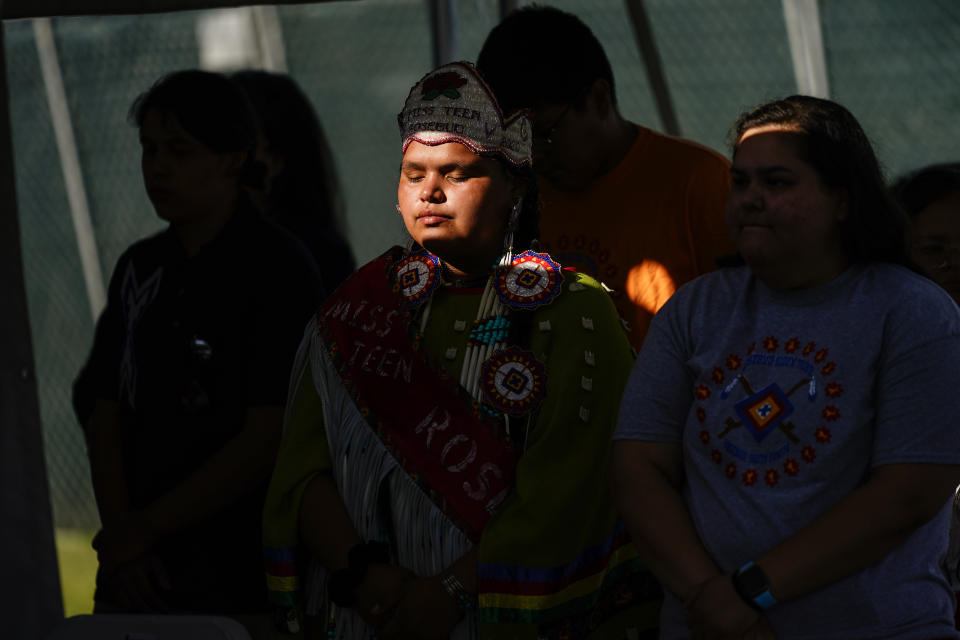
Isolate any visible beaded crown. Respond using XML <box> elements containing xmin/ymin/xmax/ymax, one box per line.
<box><xmin>398</xmin><ymin>61</ymin><xmax>532</xmax><ymax>168</ymax></box>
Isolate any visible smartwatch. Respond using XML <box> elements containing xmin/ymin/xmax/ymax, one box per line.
<box><xmin>732</xmin><ymin>561</ymin><xmax>777</xmax><ymax>611</ymax></box>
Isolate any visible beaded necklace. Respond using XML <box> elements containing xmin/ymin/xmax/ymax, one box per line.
<box><xmin>399</xmin><ymin>246</ymin><xmax>563</xmax><ymax>447</ymax></box>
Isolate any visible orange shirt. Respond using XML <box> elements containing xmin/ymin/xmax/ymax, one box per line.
<box><xmin>539</xmin><ymin>124</ymin><xmax>733</xmax><ymax>351</ymax></box>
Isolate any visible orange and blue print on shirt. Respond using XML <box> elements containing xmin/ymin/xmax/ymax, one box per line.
<box><xmin>734</xmin><ymin>383</ymin><xmax>794</xmax><ymax>443</ymax></box>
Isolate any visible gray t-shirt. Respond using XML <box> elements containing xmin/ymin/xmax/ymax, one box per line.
<box><xmin>615</xmin><ymin>263</ymin><xmax>960</xmax><ymax>639</ymax></box>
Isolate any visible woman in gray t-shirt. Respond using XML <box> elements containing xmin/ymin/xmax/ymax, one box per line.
<box><xmin>613</xmin><ymin>95</ymin><xmax>960</xmax><ymax>640</ymax></box>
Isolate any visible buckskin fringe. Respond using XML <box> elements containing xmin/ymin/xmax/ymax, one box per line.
<box><xmin>302</xmin><ymin>326</ymin><xmax>476</xmax><ymax>639</ymax></box>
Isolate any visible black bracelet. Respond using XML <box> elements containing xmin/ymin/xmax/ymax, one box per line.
<box><xmin>731</xmin><ymin>561</ymin><xmax>777</xmax><ymax>611</ymax></box>
<box><xmin>328</xmin><ymin>541</ymin><xmax>391</xmax><ymax>608</ymax></box>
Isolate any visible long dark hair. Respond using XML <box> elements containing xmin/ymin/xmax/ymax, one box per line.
<box><xmin>731</xmin><ymin>95</ymin><xmax>914</xmax><ymax>269</ymax></box>
<box><xmin>505</xmin><ymin>164</ymin><xmax>541</xmax><ymax>253</ymax></box>
<box><xmin>230</xmin><ymin>70</ymin><xmax>347</xmax><ymax>238</ymax></box>
<box><xmin>497</xmin><ymin>160</ymin><xmax>541</xmax><ymax>370</ymax></box>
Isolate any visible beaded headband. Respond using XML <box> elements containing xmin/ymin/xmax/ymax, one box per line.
<box><xmin>398</xmin><ymin>61</ymin><xmax>532</xmax><ymax>168</ymax></box>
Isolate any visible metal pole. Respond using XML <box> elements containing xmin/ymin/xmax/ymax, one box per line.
<box><xmin>782</xmin><ymin>0</ymin><xmax>830</xmax><ymax>98</ymax></box>
<box><xmin>252</xmin><ymin>5</ymin><xmax>288</xmax><ymax>72</ymax></box>
<box><xmin>624</xmin><ymin>0</ymin><xmax>681</xmax><ymax>136</ymax></box>
<box><xmin>428</xmin><ymin>0</ymin><xmax>457</xmax><ymax>68</ymax></box>
<box><xmin>34</xmin><ymin>18</ymin><xmax>107</xmax><ymax>321</ymax></box>
<box><xmin>498</xmin><ymin>0</ymin><xmax>522</xmax><ymax>20</ymax></box>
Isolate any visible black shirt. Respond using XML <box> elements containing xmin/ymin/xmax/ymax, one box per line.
<box><xmin>80</xmin><ymin>201</ymin><xmax>324</xmax><ymax>612</ymax></box>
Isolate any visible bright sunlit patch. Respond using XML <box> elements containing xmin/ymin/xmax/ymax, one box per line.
<box><xmin>625</xmin><ymin>259</ymin><xmax>676</xmax><ymax>314</ymax></box>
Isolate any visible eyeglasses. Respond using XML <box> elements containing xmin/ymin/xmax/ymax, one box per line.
<box><xmin>532</xmin><ymin>101</ymin><xmax>576</xmax><ymax>147</ymax></box>
<box><xmin>532</xmin><ymin>86</ymin><xmax>591</xmax><ymax>148</ymax></box>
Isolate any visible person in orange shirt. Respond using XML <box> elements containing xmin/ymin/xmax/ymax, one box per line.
<box><xmin>478</xmin><ymin>5</ymin><xmax>732</xmax><ymax>349</ymax></box>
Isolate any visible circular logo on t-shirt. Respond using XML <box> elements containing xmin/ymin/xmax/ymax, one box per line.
<box><xmin>696</xmin><ymin>336</ymin><xmax>845</xmax><ymax>488</ymax></box>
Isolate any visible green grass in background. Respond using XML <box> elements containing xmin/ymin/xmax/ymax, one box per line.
<box><xmin>55</xmin><ymin>528</ymin><xmax>97</xmax><ymax>616</ymax></box>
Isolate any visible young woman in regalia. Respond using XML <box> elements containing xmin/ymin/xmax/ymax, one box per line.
<box><xmin>262</xmin><ymin>62</ymin><xmax>661</xmax><ymax>639</ymax></box>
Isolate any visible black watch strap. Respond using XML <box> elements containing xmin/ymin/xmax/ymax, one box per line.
<box><xmin>732</xmin><ymin>561</ymin><xmax>777</xmax><ymax>611</ymax></box>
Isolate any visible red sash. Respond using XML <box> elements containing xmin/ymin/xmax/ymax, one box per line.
<box><xmin>316</xmin><ymin>248</ymin><xmax>517</xmax><ymax>542</ymax></box>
